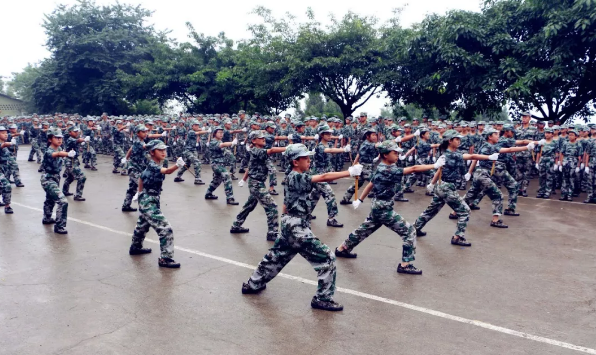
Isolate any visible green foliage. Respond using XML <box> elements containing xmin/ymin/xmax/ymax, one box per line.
<box><xmin>303</xmin><ymin>92</ymin><xmax>343</xmax><ymax>118</ymax></box>
<box><xmin>6</xmin><ymin>64</ymin><xmax>41</xmax><ymax>113</ymax></box>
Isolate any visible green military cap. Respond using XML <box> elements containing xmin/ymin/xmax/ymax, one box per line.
<box><xmin>0</xmin><ymin>126</ymin><xmax>7</xmax><ymax>131</ymax></box>
<box><xmin>404</xmin><ymin>123</ymin><xmax>411</xmax><ymax>128</ymax></box>
<box><xmin>67</xmin><ymin>126</ymin><xmax>80</xmax><ymax>132</ymax></box>
<box><xmin>212</xmin><ymin>126</ymin><xmax>224</xmax><ymax>135</ymax></box>
<box><xmin>568</xmin><ymin>129</ymin><xmax>579</xmax><ymax>135</ymax></box>
<box><xmin>115</xmin><ymin>120</ymin><xmax>123</xmax><ymax>124</ymax></box>
<box><xmin>249</xmin><ymin>130</ymin><xmax>266</xmax><ymax>140</ymax></box>
<box><xmin>536</xmin><ymin>120</ymin><xmax>545</xmax><ymax>125</ymax></box>
<box><xmin>390</xmin><ymin>124</ymin><xmax>401</xmax><ymax>131</ymax></box>
<box><xmin>292</xmin><ymin>120</ymin><xmax>305</xmax><ymax>127</ymax></box>
<box><xmin>238</xmin><ymin>110</ymin><xmax>246</xmax><ymax>114</ymax></box>
<box><xmin>377</xmin><ymin>140</ymin><xmax>402</xmax><ymax>154</ymax></box>
<box><xmin>279</xmin><ymin>118</ymin><xmax>287</xmax><ymax>124</ymax></box>
<box><xmin>361</xmin><ymin>127</ymin><xmax>377</xmax><ymax>139</ymax></box>
<box><xmin>478</xmin><ymin>121</ymin><xmax>486</xmax><ymax>125</ymax></box>
<box><xmin>42</xmin><ymin>122</ymin><xmax>50</xmax><ymax>126</ymax></box>
<box><xmin>263</xmin><ymin>121</ymin><xmax>276</xmax><ymax>129</ymax></box>
<box><xmin>144</xmin><ymin>119</ymin><xmax>154</xmax><ymax>125</ymax></box>
<box><xmin>502</xmin><ymin>124</ymin><xmax>514</xmax><ymax>131</ymax></box>
<box><xmin>544</xmin><ymin>127</ymin><xmax>553</xmax><ymax>133</ymax></box>
<box><xmin>552</xmin><ymin>125</ymin><xmax>561</xmax><ymax>130</ymax></box>
<box><xmin>135</xmin><ymin>124</ymin><xmax>148</xmax><ymax>132</ymax></box>
<box><xmin>469</xmin><ymin>122</ymin><xmax>477</xmax><ymax>127</ymax></box>
<box><xmin>443</xmin><ymin>129</ymin><xmax>463</xmax><ymax>140</ymax></box>
<box><xmin>47</xmin><ymin>128</ymin><xmax>64</xmax><ymax>138</ymax></box>
<box><xmin>412</xmin><ymin>117</ymin><xmax>419</xmax><ymax>122</ymax></box>
<box><xmin>146</xmin><ymin>139</ymin><xmax>168</xmax><ymax>151</ymax></box>
<box><xmin>460</xmin><ymin>123</ymin><xmax>468</xmax><ymax>128</ymax></box>
<box><xmin>482</xmin><ymin>128</ymin><xmax>499</xmax><ymax>136</ymax></box>
<box><xmin>385</xmin><ymin>117</ymin><xmax>394</xmax><ymax>121</ymax></box>
<box><xmin>8</xmin><ymin>124</ymin><xmax>18</xmax><ymax>129</ymax></box>
<box><xmin>284</xmin><ymin>143</ymin><xmax>314</xmax><ymax>160</ymax></box>
<box><xmin>521</xmin><ymin>111</ymin><xmax>531</xmax><ymax>116</ymax></box>
<box><xmin>359</xmin><ymin>112</ymin><xmax>367</xmax><ymax>117</ymax></box>
<box><xmin>581</xmin><ymin>126</ymin><xmax>590</xmax><ymax>131</ymax></box>
<box><xmin>366</xmin><ymin>117</ymin><xmax>378</xmax><ymax>124</ymax></box>
<box><xmin>317</xmin><ymin>124</ymin><xmax>333</xmax><ymax>134</ymax></box>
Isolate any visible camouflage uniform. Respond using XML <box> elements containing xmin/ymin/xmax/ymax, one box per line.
<box><xmin>245</xmin><ymin>165</ymin><xmax>337</xmax><ymax>303</ymax></box>
<box><xmin>176</xmin><ymin>129</ymin><xmax>202</xmax><ymax>183</ymax></box>
<box><xmin>515</xmin><ymin>128</ymin><xmax>535</xmax><ymax>194</ymax></box>
<box><xmin>0</xmin><ymin>143</ymin><xmax>12</xmax><ymax>206</ymax></box>
<box><xmin>405</xmin><ymin>139</ymin><xmax>433</xmax><ymax>189</ymax></box>
<box><xmin>62</xmin><ymin>135</ymin><xmax>86</xmax><ymax>198</ymax></box>
<box><xmin>123</xmin><ymin>137</ymin><xmax>148</xmax><ymax>209</ymax></box>
<box><xmin>112</xmin><ymin>126</ymin><xmax>127</xmax><ymax>173</ymax></box>
<box><xmin>205</xmin><ymin>138</ymin><xmax>234</xmax><ymax>199</ymax></box>
<box><xmin>341</xmin><ymin>140</ymin><xmax>377</xmax><ymax>202</ymax></box>
<box><xmin>309</xmin><ymin>141</ymin><xmax>339</xmax><ymax>219</ymax></box>
<box><xmin>232</xmin><ymin>145</ymin><xmax>279</xmax><ymax>238</ymax></box>
<box><xmin>264</xmin><ymin>131</ymin><xmax>278</xmax><ymax>189</ymax></box>
<box><xmin>560</xmin><ymin>139</ymin><xmax>582</xmax><ymax>199</ymax></box>
<box><xmin>343</xmin><ymin>163</ymin><xmax>416</xmax><ymax>261</ymax></box>
<box><xmin>463</xmin><ymin>143</ymin><xmax>504</xmax><ymax>216</ymax></box>
<box><xmin>131</xmin><ymin>160</ymin><xmax>175</xmax><ymax>259</ymax></box>
<box><xmin>82</xmin><ymin>126</ymin><xmax>98</xmax><ymax>168</ymax></box>
<box><xmin>41</xmin><ymin>146</ymin><xmax>68</xmax><ymax>231</ymax></box>
<box><xmin>537</xmin><ymin>139</ymin><xmax>558</xmax><ymax>198</ymax></box>
<box><xmin>28</xmin><ymin>125</ymin><xmax>42</xmax><ymax>162</ymax></box>
<box><xmin>4</xmin><ymin>134</ymin><xmax>23</xmax><ymax>186</ymax></box>
<box><xmin>415</xmin><ymin>151</ymin><xmax>470</xmax><ymax>237</ymax></box>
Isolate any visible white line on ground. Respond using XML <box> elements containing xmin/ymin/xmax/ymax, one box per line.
<box><xmin>10</xmin><ymin>201</ymin><xmax>596</xmax><ymax>354</ymax></box>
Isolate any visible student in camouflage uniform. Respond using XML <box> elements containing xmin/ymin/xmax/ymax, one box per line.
<box><xmin>414</xmin><ymin>130</ymin><xmax>498</xmax><ymax>246</ymax></box>
<box><xmin>404</xmin><ymin>128</ymin><xmax>440</xmax><ymax>191</ymax></box>
<box><xmin>62</xmin><ymin>127</ymin><xmax>88</xmax><ymax>201</ymax></box>
<box><xmin>536</xmin><ymin>127</ymin><xmax>559</xmax><ymax>199</ymax></box>
<box><xmin>204</xmin><ymin>127</ymin><xmax>239</xmax><ymax>204</ymax></box>
<box><xmin>559</xmin><ymin>129</ymin><xmax>583</xmax><ymax>201</ymax></box>
<box><xmin>40</xmin><ymin>129</ymin><xmax>76</xmax><ymax>234</ymax></box>
<box><xmin>28</xmin><ymin>119</ymin><xmax>42</xmax><ymax>163</ymax></box>
<box><xmin>335</xmin><ymin>140</ymin><xmax>444</xmax><ymax>274</ymax></box>
<box><xmin>121</xmin><ymin>125</ymin><xmax>151</xmax><ymax>212</ymax></box>
<box><xmin>128</xmin><ymin>140</ymin><xmax>186</xmax><ymax>268</ymax></box>
<box><xmin>339</xmin><ymin>127</ymin><xmax>379</xmax><ymax>204</ymax></box>
<box><xmin>515</xmin><ymin>112</ymin><xmax>536</xmax><ymax>196</ymax></box>
<box><xmin>0</xmin><ymin>126</ymin><xmax>15</xmax><ymax>213</ymax></box>
<box><xmin>111</xmin><ymin>120</ymin><xmax>129</xmax><ymax>174</ymax></box>
<box><xmin>241</xmin><ymin>143</ymin><xmax>363</xmax><ymax>312</ymax></box>
<box><xmin>584</xmin><ymin>126</ymin><xmax>596</xmax><ymax>203</ymax></box>
<box><xmin>231</xmin><ymin>130</ymin><xmax>287</xmax><ymax>240</ymax></box>
<box><xmin>37</xmin><ymin>122</ymin><xmax>50</xmax><ymax>173</ymax></box>
<box><xmin>5</xmin><ymin>126</ymin><xmax>25</xmax><ymax>187</ymax></box>
<box><xmin>174</xmin><ymin>121</ymin><xmax>206</xmax><ymax>185</ymax></box>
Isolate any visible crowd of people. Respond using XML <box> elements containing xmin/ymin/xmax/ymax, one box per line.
<box><xmin>1</xmin><ymin>110</ymin><xmax>595</xmax><ymax>311</ymax></box>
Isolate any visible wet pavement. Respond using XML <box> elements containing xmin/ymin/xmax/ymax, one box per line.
<box><xmin>1</xmin><ymin>150</ymin><xmax>595</xmax><ymax>355</ymax></box>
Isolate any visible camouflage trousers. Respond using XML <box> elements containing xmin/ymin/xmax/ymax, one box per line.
<box><xmin>414</xmin><ymin>182</ymin><xmax>470</xmax><ymax>238</ymax></box>
<box><xmin>176</xmin><ymin>149</ymin><xmax>202</xmax><ymax>182</ymax></box>
<box><xmin>232</xmin><ymin>179</ymin><xmax>278</xmax><ymax>235</ymax></box>
<box><xmin>238</xmin><ymin>143</ymin><xmax>249</xmax><ymax>169</ymax></box>
<box><xmin>586</xmin><ymin>160</ymin><xmax>596</xmax><ymax>201</ymax></box>
<box><xmin>343</xmin><ymin>200</ymin><xmax>416</xmax><ymax>262</ymax></box>
<box><xmin>83</xmin><ymin>143</ymin><xmax>97</xmax><ymax>167</ymax></box>
<box><xmin>62</xmin><ymin>159</ymin><xmax>86</xmax><ymax>198</ymax></box>
<box><xmin>206</xmin><ymin>164</ymin><xmax>234</xmax><ymax>199</ymax></box>
<box><xmin>246</xmin><ymin>214</ymin><xmax>337</xmax><ymax>302</ymax></box>
<box><xmin>225</xmin><ymin>150</ymin><xmax>236</xmax><ymax>175</ymax></box>
<box><xmin>113</xmin><ymin>146</ymin><xmax>126</xmax><ymax>171</ymax></box>
<box><xmin>537</xmin><ymin>157</ymin><xmax>556</xmax><ymax>197</ymax></box>
<box><xmin>308</xmin><ymin>182</ymin><xmax>338</xmax><ymax>219</ymax></box>
<box><xmin>5</xmin><ymin>157</ymin><xmax>22</xmax><ymax>185</ymax></box>
<box><xmin>405</xmin><ymin>157</ymin><xmax>433</xmax><ymax>189</ymax></box>
<box><xmin>342</xmin><ymin>163</ymin><xmax>373</xmax><ymax>202</ymax></box>
<box><xmin>123</xmin><ymin>170</ymin><xmax>141</xmax><ymax>208</ymax></box>
<box><xmin>28</xmin><ymin>138</ymin><xmax>42</xmax><ymax>162</ymax></box>
<box><xmin>516</xmin><ymin>154</ymin><xmax>533</xmax><ymax>193</ymax></box>
<box><xmin>0</xmin><ymin>171</ymin><xmax>12</xmax><ymax>205</ymax></box>
<box><xmin>561</xmin><ymin>160</ymin><xmax>579</xmax><ymax>199</ymax></box>
<box><xmin>41</xmin><ymin>174</ymin><xmax>68</xmax><ymax>230</ymax></box>
<box><xmin>266</xmin><ymin>159</ymin><xmax>277</xmax><ymax>188</ymax></box>
<box><xmin>464</xmin><ymin>168</ymin><xmax>503</xmax><ymax>215</ymax></box>
<box><xmin>131</xmin><ymin>193</ymin><xmax>174</xmax><ymax>259</ymax></box>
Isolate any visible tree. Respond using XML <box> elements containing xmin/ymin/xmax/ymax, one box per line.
<box><xmin>32</xmin><ymin>0</ymin><xmax>166</xmax><ymax>115</ymax></box>
<box><xmin>6</xmin><ymin>64</ymin><xmax>41</xmax><ymax>112</ymax></box>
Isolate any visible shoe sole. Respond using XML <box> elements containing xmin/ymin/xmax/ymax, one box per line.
<box><xmin>230</xmin><ymin>230</ymin><xmax>249</xmax><ymax>233</ymax></box>
<box><xmin>311</xmin><ymin>304</ymin><xmax>344</xmax><ymax>311</ymax></box>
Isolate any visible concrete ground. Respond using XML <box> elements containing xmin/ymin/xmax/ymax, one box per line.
<box><xmin>1</xmin><ymin>149</ymin><xmax>595</xmax><ymax>355</ymax></box>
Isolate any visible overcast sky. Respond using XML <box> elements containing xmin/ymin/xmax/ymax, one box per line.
<box><xmin>0</xmin><ymin>0</ymin><xmax>482</xmax><ymax>115</ymax></box>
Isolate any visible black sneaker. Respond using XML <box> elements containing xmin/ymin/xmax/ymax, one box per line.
<box><xmin>231</xmin><ymin>174</ymin><xmax>238</xmax><ymax>181</ymax></box>
<box><xmin>504</xmin><ymin>209</ymin><xmax>519</xmax><ymax>216</ymax></box>
<box><xmin>394</xmin><ymin>196</ymin><xmax>409</xmax><ymax>202</ymax></box>
<box><xmin>328</xmin><ymin>181</ymin><xmax>337</xmax><ymax>185</ymax></box>
<box><xmin>239</xmin><ymin>168</ymin><xmax>246</xmax><ymax>174</ymax></box>
<box><xmin>241</xmin><ymin>282</ymin><xmax>266</xmax><ymax>294</ymax></box>
<box><xmin>520</xmin><ymin>191</ymin><xmax>528</xmax><ymax>197</ymax></box>
<box><xmin>227</xmin><ymin>198</ymin><xmax>239</xmax><ymax>205</ymax></box>
<box><xmin>490</xmin><ymin>220</ymin><xmax>508</xmax><ymax>228</ymax></box>
<box><xmin>0</xmin><ymin>201</ymin><xmax>4</xmax><ymax>206</ymax></box>
<box><xmin>327</xmin><ymin>218</ymin><xmax>343</xmax><ymax>228</ymax></box>
<box><xmin>129</xmin><ymin>246</ymin><xmax>152</xmax><ymax>255</ymax></box>
<box><xmin>451</xmin><ymin>236</ymin><xmax>471</xmax><ymax>247</ymax></box>
<box><xmin>5</xmin><ymin>207</ymin><xmax>14</xmax><ymax>214</ymax></box>
<box><xmin>230</xmin><ymin>226</ymin><xmax>249</xmax><ymax>233</ymax></box>
<box><xmin>122</xmin><ymin>206</ymin><xmax>137</xmax><ymax>212</ymax></box>
<box><xmin>158</xmin><ymin>258</ymin><xmax>180</xmax><ymax>268</ymax></box>
<box><xmin>174</xmin><ymin>177</ymin><xmax>184</xmax><ymax>182</ymax></box>
<box><xmin>90</xmin><ymin>167</ymin><xmax>98</xmax><ymax>171</ymax></box>
<box><xmin>339</xmin><ymin>199</ymin><xmax>351</xmax><ymax>205</ymax></box>
<box><xmin>42</xmin><ymin>218</ymin><xmax>56</xmax><ymax>225</ymax></box>
<box><xmin>334</xmin><ymin>247</ymin><xmax>357</xmax><ymax>258</ymax></box>
<box><xmin>205</xmin><ymin>194</ymin><xmax>218</xmax><ymax>200</ymax></box>
<box><xmin>15</xmin><ymin>183</ymin><xmax>24</xmax><ymax>187</ymax></box>
<box><xmin>54</xmin><ymin>227</ymin><xmax>68</xmax><ymax>234</ymax></box>
<box><xmin>311</xmin><ymin>298</ymin><xmax>344</xmax><ymax>311</ymax></box>
<box><xmin>194</xmin><ymin>180</ymin><xmax>205</xmax><ymax>185</ymax></box>
<box><xmin>112</xmin><ymin>170</ymin><xmax>119</xmax><ymax>174</ymax></box>
<box><xmin>74</xmin><ymin>196</ymin><xmax>86</xmax><ymax>201</ymax></box>
<box><xmin>84</xmin><ymin>164</ymin><xmax>90</xmax><ymax>169</ymax></box>
<box><xmin>397</xmin><ymin>263</ymin><xmax>422</xmax><ymax>275</ymax></box>
<box><xmin>310</xmin><ymin>215</ymin><xmax>317</xmax><ymax>220</ymax></box>
<box><xmin>269</xmin><ymin>189</ymin><xmax>279</xmax><ymax>196</ymax></box>
<box><xmin>448</xmin><ymin>213</ymin><xmax>458</xmax><ymax>220</ymax></box>
<box><xmin>37</xmin><ymin>168</ymin><xmax>43</xmax><ymax>172</ymax></box>
<box><xmin>63</xmin><ymin>192</ymin><xmax>73</xmax><ymax>196</ymax></box>
<box><xmin>416</xmin><ymin>229</ymin><xmax>426</xmax><ymax>237</ymax></box>
<box><xmin>266</xmin><ymin>233</ymin><xmax>278</xmax><ymax>241</ymax></box>
<box><xmin>469</xmin><ymin>205</ymin><xmax>480</xmax><ymax>210</ymax></box>
<box><xmin>404</xmin><ymin>188</ymin><xmax>415</xmax><ymax>193</ymax></box>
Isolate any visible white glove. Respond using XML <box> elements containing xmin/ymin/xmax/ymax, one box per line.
<box><xmin>581</xmin><ymin>163</ymin><xmax>585</xmax><ymax>169</ymax></box>
<box><xmin>338</xmin><ymin>134</ymin><xmax>343</xmax><ymax>140</ymax></box>
<box><xmin>526</xmin><ymin>142</ymin><xmax>535</xmax><ymax>151</ymax></box>
<box><xmin>85</xmin><ymin>136</ymin><xmax>90</xmax><ymax>142</ymax></box>
<box><xmin>558</xmin><ymin>164</ymin><xmax>563</xmax><ymax>172</ymax></box>
<box><xmin>538</xmin><ymin>139</ymin><xmax>546</xmax><ymax>146</ymax></box>
<box><xmin>231</xmin><ymin>138</ymin><xmax>238</xmax><ymax>146</ymax></box>
<box><xmin>10</xmin><ymin>138</ymin><xmax>17</xmax><ymax>145</ymax></box>
<box><xmin>586</xmin><ymin>167</ymin><xmax>590</xmax><ymax>174</ymax></box>
<box><xmin>98</xmin><ymin>138</ymin><xmax>102</xmax><ymax>142</ymax></box>
<box><xmin>467</xmin><ymin>160</ymin><xmax>471</xmax><ymax>166</ymax></box>
<box><xmin>238</xmin><ymin>180</ymin><xmax>245</xmax><ymax>187</ymax></box>
<box><xmin>20</xmin><ymin>130</ymin><xmax>25</xmax><ymax>136</ymax></box>
<box><xmin>176</xmin><ymin>157</ymin><xmax>185</xmax><ymax>168</ymax></box>
<box><xmin>173</xmin><ymin>141</ymin><xmax>176</xmax><ymax>146</ymax></box>
<box><xmin>432</xmin><ymin>156</ymin><xmax>437</xmax><ymax>162</ymax></box>
<box><xmin>488</xmin><ymin>153</ymin><xmax>499</xmax><ymax>161</ymax></box>
<box><xmin>464</xmin><ymin>173</ymin><xmax>471</xmax><ymax>181</ymax></box>
<box><xmin>242</xmin><ymin>128</ymin><xmax>247</xmax><ymax>132</ymax></box>
<box><xmin>67</xmin><ymin>150</ymin><xmax>76</xmax><ymax>158</ymax></box>
<box><xmin>207</xmin><ymin>128</ymin><xmax>212</xmax><ymax>133</ymax></box>
<box><xmin>373</xmin><ymin>156</ymin><xmax>379</xmax><ymax>163</ymax></box>
<box><xmin>195</xmin><ymin>142</ymin><xmax>199</xmax><ymax>147</ymax></box>
<box><xmin>395</xmin><ymin>136</ymin><xmax>402</xmax><ymax>143</ymax></box>
<box><xmin>240</xmin><ymin>141</ymin><xmax>245</xmax><ymax>145</ymax></box>
<box><xmin>121</xmin><ymin>157</ymin><xmax>127</xmax><ymax>165</ymax></box>
<box><xmin>408</xmin><ymin>156</ymin><xmax>413</xmax><ymax>162</ymax></box>
<box><xmin>348</xmin><ymin>164</ymin><xmax>363</xmax><ymax>177</ymax></box>
<box><xmin>132</xmin><ymin>192</ymin><xmax>139</xmax><ymax>203</ymax></box>
<box><xmin>414</xmin><ymin>129</ymin><xmax>420</xmax><ymax>137</ymax></box>
<box><xmin>426</xmin><ymin>183</ymin><xmax>435</xmax><ymax>194</ymax></box>
<box><xmin>563</xmin><ymin>160</ymin><xmax>568</xmax><ymax>166</ymax></box>
<box><xmin>433</xmin><ymin>155</ymin><xmax>446</xmax><ymax>169</ymax></box>
<box><xmin>399</xmin><ymin>155</ymin><xmax>406</xmax><ymax>161</ymax></box>
<box><xmin>314</xmin><ymin>134</ymin><xmax>319</xmax><ymax>140</ymax></box>
<box><xmin>96</xmin><ymin>126</ymin><xmax>101</xmax><ymax>131</ymax></box>
<box><xmin>162</xmin><ymin>131</ymin><xmax>167</xmax><ymax>137</ymax></box>
<box><xmin>352</xmin><ymin>199</ymin><xmax>362</xmax><ymax>209</ymax></box>
<box><xmin>343</xmin><ymin>144</ymin><xmax>351</xmax><ymax>152</ymax></box>
<box><xmin>575</xmin><ymin>167</ymin><xmax>580</xmax><ymax>173</ymax></box>
<box><xmin>287</xmin><ymin>134</ymin><xmax>294</xmax><ymax>140</ymax></box>
<box><xmin>80</xmin><ymin>141</ymin><xmax>86</xmax><ymax>146</ymax></box>
<box><xmin>396</xmin><ymin>147</ymin><xmax>404</xmax><ymax>153</ymax></box>
<box><xmin>551</xmin><ymin>165</ymin><xmax>556</xmax><ymax>172</ymax></box>
<box><xmin>126</xmin><ymin>122</ymin><xmax>131</xmax><ymax>127</ymax></box>
<box><xmin>535</xmin><ymin>163</ymin><xmax>539</xmax><ymax>170</ymax></box>
<box><xmin>246</xmin><ymin>144</ymin><xmax>251</xmax><ymax>152</ymax></box>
